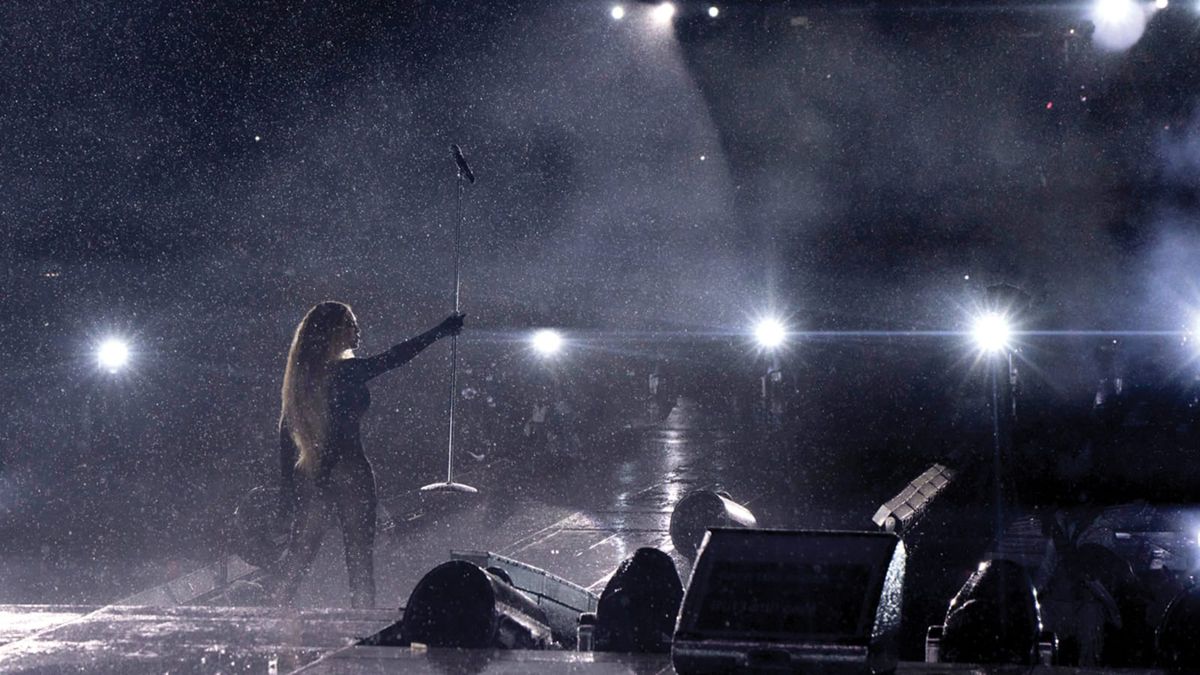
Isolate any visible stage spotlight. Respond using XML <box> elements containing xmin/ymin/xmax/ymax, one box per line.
<box><xmin>531</xmin><ymin>329</ymin><xmax>563</xmax><ymax>357</ymax></box>
<box><xmin>754</xmin><ymin>318</ymin><xmax>787</xmax><ymax>350</ymax></box>
<box><xmin>1155</xmin><ymin>0</ymin><xmax>1168</xmax><ymax>8</ymax></box>
<box><xmin>972</xmin><ymin>313</ymin><xmax>1011</xmax><ymax>354</ymax></box>
<box><xmin>708</xmin><ymin>5</ymin><xmax>720</xmax><ymax>17</ymax></box>
<box><xmin>1094</xmin><ymin>0</ymin><xmax>1138</xmax><ymax>21</ymax></box>
<box><xmin>1090</xmin><ymin>0</ymin><xmax>1146</xmax><ymax>51</ymax></box>
<box><xmin>97</xmin><ymin>338</ymin><xmax>130</xmax><ymax>372</ymax></box>
<box><xmin>651</xmin><ymin>2</ymin><xmax>676</xmax><ymax>25</ymax></box>
<box><xmin>611</xmin><ymin>5</ymin><xmax>625</xmax><ymax>20</ymax></box>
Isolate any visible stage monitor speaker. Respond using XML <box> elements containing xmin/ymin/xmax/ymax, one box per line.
<box><xmin>672</xmin><ymin>529</ymin><xmax>905</xmax><ymax>675</ymax></box>
<box><xmin>594</xmin><ymin>547</ymin><xmax>683</xmax><ymax>654</ymax></box>
<box><xmin>670</xmin><ymin>490</ymin><xmax>757</xmax><ymax>560</ymax></box>
<box><xmin>385</xmin><ymin>560</ymin><xmax>553</xmax><ymax>650</ymax></box>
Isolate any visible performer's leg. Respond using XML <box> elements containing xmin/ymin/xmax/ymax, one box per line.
<box><xmin>272</xmin><ymin>486</ymin><xmax>330</xmax><ymax>606</ymax></box>
<box><xmin>333</xmin><ymin>457</ymin><xmax>378</xmax><ymax>609</ymax></box>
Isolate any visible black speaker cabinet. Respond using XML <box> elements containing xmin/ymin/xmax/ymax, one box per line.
<box><xmin>673</xmin><ymin>529</ymin><xmax>906</xmax><ymax>674</ymax></box>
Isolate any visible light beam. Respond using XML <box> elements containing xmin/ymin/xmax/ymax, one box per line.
<box><xmin>754</xmin><ymin>318</ymin><xmax>787</xmax><ymax>350</ymax></box>
<box><xmin>651</xmin><ymin>2</ymin><xmax>676</xmax><ymax>25</ymax></box>
<box><xmin>97</xmin><ymin>338</ymin><xmax>130</xmax><ymax>372</ymax></box>
<box><xmin>531</xmin><ymin>329</ymin><xmax>563</xmax><ymax>357</ymax></box>
<box><xmin>972</xmin><ymin>313</ymin><xmax>1012</xmax><ymax>354</ymax></box>
<box><xmin>1090</xmin><ymin>0</ymin><xmax>1147</xmax><ymax>51</ymax></box>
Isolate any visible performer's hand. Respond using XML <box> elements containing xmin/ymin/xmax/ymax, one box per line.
<box><xmin>438</xmin><ymin>312</ymin><xmax>465</xmax><ymax>338</ymax></box>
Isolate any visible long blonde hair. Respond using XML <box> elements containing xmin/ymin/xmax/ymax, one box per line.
<box><xmin>281</xmin><ymin>301</ymin><xmax>356</xmax><ymax>473</ymax></box>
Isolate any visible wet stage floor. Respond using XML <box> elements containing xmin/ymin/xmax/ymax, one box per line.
<box><xmin>291</xmin><ymin>397</ymin><xmax>872</xmax><ymax>610</ymax></box>
<box><xmin>300</xmin><ymin>398</ymin><xmax>864</xmax><ymax>605</ymax></box>
<box><xmin>1</xmin><ymin>397</ymin><xmax>1191</xmax><ymax>672</ymax></box>
<box><xmin>0</xmin><ymin>399</ymin><xmax>884</xmax><ymax>672</ymax></box>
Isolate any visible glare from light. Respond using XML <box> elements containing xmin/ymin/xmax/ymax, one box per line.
<box><xmin>1094</xmin><ymin>0</ymin><xmax>1138</xmax><ymax>21</ymax></box>
<box><xmin>1155</xmin><ymin>0</ymin><xmax>1168</xmax><ymax>8</ymax></box>
<box><xmin>97</xmin><ymin>338</ymin><xmax>130</xmax><ymax>372</ymax></box>
<box><xmin>651</xmin><ymin>2</ymin><xmax>676</xmax><ymax>25</ymax></box>
<box><xmin>972</xmin><ymin>313</ymin><xmax>1012</xmax><ymax>354</ymax></box>
<box><xmin>1090</xmin><ymin>0</ymin><xmax>1147</xmax><ymax>51</ymax></box>
<box><xmin>531</xmin><ymin>329</ymin><xmax>563</xmax><ymax>357</ymax></box>
<box><xmin>708</xmin><ymin>5</ymin><xmax>720</xmax><ymax>17</ymax></box>
<box><xmin>754</xmin><ymin>318</ymin><xmax>787</xmax><ymax>350</ymax></box>
<box><xmin>610</xmin><ymin>5</ymin><xmax>625</xmax><ymax>20</ymax></box>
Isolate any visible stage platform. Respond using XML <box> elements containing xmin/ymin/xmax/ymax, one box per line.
<box><xmin>0</xmin><ymin>603</ymin><xmax>1161</xmax><ymax>674</ymax></box>
<box><xmin>0</xmin><ymin>604</ymin><xmax>395</xmax><ymax>674</ymax></box>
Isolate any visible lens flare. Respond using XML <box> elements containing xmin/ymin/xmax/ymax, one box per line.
<box><xmin>1091</xmin><ymin>0</ymin><xmax>1146</xmax><ymax>51</ymax></box>
<box><xmin>754</xmin><ymin>318</ymin><xmax>787</xmax><ymax>350</ymax></box>
<box><xmin>531</xmin><ymin>329</ymin><xmax>563</xmax><ymax>356</ymax></box>
<box><xmin>972</xmin><ymin>313</ymin><xmax>1012</xmax><ymax>354</ymax></box>
<box><xmin>651</xmin><ymin>2</ymin><xmax>676</xmax><ymax>25</ymax></box>
<box><xmin>97</xmin><ymin>338</ymin><xmax>130</xmax><ymax>372</ymax></box>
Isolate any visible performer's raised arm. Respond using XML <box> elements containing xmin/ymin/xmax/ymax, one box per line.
<box><xmin>350</xmin><ymin>313</ymin><xmax>464</xmax><ymax>381</ymax></box>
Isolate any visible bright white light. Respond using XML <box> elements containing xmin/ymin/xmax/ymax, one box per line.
<box><xmin>972</xmin><ymin>313</ymin><xmax>1012</xmax><ymax>354</ymax></box>
<box><xmin>610</xmin><ymin>5</ymin><xmax>625</xmax><ymax>20</ymax></box>
<box><xmin>1155</xmin><ymin>0</ymin><xmax>1168</xmax><ymax>8</ymax></box>
<box><xmin>1094</xmin><ymin>0</ymin><xmax>1138</xmax><ymax>21</ymax></box>
<box><xmin>1091</xmin><ymin>0</ymin><xmax>1147</xmax><ymax>51</ymax></box>
<box><xmin>708</xmin><ymin>5</ymin><xmax>720</xmax><ymax>17</ymax></box>
<box><xmin>531</xmin><ymin>329</ymin><xmax>563</xmax><ymax>357</ymax></box>
<box><xmin>754</xmin><ymin>318</ymin><xmax>787</xmax><ymax>350</ymax></box>
<box><xmin>97</xmin><ymin>339</ymin><xmax>130</xmax><ymax>372</ymax></box>
<box><xmin>651</xmin><ymin>2</ymin><xmax>676</xmax><ymax>25</ymax></box>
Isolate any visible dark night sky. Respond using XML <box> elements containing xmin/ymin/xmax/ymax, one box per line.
<box><xmin>5</xmin><ymin>1</ymin><xmax>1199</xmax><ymax>337</ymax></box>
<box><xmin>1</xmin><ymin>0</ymin><xmax>1199</xmax><ymax>565</ymax></box>
<box><xmin>2</xmin><ymin>1</ymin><xmax>756</xmax><ymax>350</ymax></box>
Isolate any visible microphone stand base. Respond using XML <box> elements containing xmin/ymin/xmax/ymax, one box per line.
<box><xmin>420</xmin><ymin>481</ymin><xmax>479</xmax><ymax>494</ymax></box>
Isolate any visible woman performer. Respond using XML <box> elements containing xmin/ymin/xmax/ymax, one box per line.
<box><xmin>273</xmin><ymin>301</ymin><xmax>464</xmax><ymax>608</ymax></box>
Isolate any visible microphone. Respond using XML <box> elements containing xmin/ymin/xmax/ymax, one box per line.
<box><xmin>450</xmin><ymin>144</ymin><xmax>476</xmax><ymax>184</ymax></box>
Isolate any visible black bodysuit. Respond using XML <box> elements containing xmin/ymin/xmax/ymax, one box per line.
<box><xmin>275</xmin><ymin>330</ymin><xmax>441</xmax><ymax>608</ymax></box>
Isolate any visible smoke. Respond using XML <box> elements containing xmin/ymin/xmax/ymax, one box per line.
<box><xmin>1139</xmin><ymin>109</ymin><xmax>1200</xmax><ymax>329</ymax></box>
<box><xmin>671</xmin><ymin>8</ymin><xmax>1200</xmax><ymax>341</ymax></box>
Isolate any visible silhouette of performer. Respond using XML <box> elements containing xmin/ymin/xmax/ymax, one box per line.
<box><xmin>273</xmin><ymin>301</ymin><xmax>464</xmax><ymax>608</ymax></box>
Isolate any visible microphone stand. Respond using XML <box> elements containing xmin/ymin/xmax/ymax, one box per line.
<box><xmin>422</xmin><ymin>148</ymin><xmax>478</xmax><ymax>494</ymax></box>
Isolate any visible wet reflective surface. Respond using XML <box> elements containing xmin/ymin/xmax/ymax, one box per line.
<box><xmin>0</xmin><ymin>399</ymin><xmax>891</xmax><ymax>672</ymax></box>
<box><xmin>2</xmin><ymin>397</ymin><xmax>1194</xmax><ymax>671</ymax></box>
<box><xmin>283</xmin><ymin>398</ymin><xmax>864</xmax><ymax>609</ymax></box>
<box><xmin>0</xmin><ymin>604</ymin><xmax>393</xmax><ymax>673</ymax></box>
